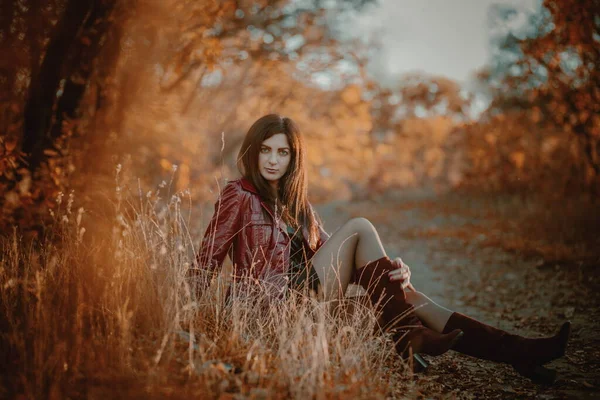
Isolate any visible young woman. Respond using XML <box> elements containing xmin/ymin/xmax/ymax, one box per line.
<box><xmin>192</xmin><ymin>114</ymin><xmax>570</xmax><ymax>384</ymax></box>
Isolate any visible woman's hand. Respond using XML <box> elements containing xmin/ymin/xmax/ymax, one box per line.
<box><xmin>388</xmin><ymin>257</ymin><xmax>415</xmax><ymax>291</ymax></box>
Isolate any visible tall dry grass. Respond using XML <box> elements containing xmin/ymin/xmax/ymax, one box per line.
<box><xmin>0</xmin><ymin>167</ymin><xmax>415</xmax><ymax>399</ymax></box>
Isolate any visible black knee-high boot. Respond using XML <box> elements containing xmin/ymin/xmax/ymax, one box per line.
<box><xmin>442</xmin><ymin>312</ymin><xmax>571</xmax><ymax>384</ymax></box>
<box><xmin>354</xmin><ymin>257</ymin><xmax>464</xmax><ymax>362</ymax></box>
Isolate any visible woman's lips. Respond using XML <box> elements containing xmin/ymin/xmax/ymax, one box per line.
<box><xmin>265</xmin><ymin>168</ymin><xmax>278</xmax><ymax>174</ymax></box>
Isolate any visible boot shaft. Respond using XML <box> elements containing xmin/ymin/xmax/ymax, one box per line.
<box><xmin>443</xmin><ymin>312</ymin><xmax>570</xmax><ymax>366</ymax></box>
<box><xmin>353</xmin><ymin>256</ymin><xmax>418</xmax><ymax>328</ymax></box>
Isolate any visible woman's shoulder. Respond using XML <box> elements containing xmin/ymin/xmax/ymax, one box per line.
<box><xmin>223</xmin><ymin>178</ymin><xmax>243</xmax><ymax>190</ymax></box>
<box><xmin>217</xmin><ymin>178</ymin><xmax>258</xmax><ymax>201</ymax></box>
<box><xmin>212</xmin><ymin>179</ymin><xmax>243</xmax><ymax>203</ymax></box>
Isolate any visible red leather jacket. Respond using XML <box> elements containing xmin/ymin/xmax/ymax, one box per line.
<box><xmin>195</xmin><ymin>177</ymin><xmax>329</xmax><ymax>296</ymax></box>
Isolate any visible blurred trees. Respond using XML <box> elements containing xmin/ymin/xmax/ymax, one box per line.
<box><xmin>110</xmin><ymin>0</ymin><xmax>379</xmax><ymax>204</ymax></box>
<box><xmin>0</xmin><ymin>0</ymin><xmax>378</xmax><ymax>230</ymax></box>
<box><xmin>1</xmin><ymin>0</ymin><xmax>127</xmax><ymax>231</ymax></box>
<box><xmin>362</xmin><ymin>73</ymin><xmax>472</xmax><ymax>194</ymax></box>
<box><xmin>2</xmin><ymin>0</ymin><xmax>596</xmax><ymax>234</ymax></box>
<box><xmin>521</xmin><ymin>0</ymin><xmax>600</xmax><ymax>187</ymax></box>
<box><xmin>362</xmin><ymin>1</ymin><xmax>599</xmax><ymax>195</ymax></box>
<box><xmin>161</xmin><ymin>0</ymin><xmax>372</xmax><ymax>91</ymax></box>
<box><xmin>0</xmin><ymin>0</ymin><xmax>67</xmax><ymax>211</ymax></box>
<box><xmin>477</xmin><ymin>0</ymin><xmax>600</xmax><ymax>192</ymax></box>
<box><xmin>370</xmin><ymin>73</ymin><xmax>472</xmax><ymax>138</ymax></box>
<box><xmin>21</xmin><ymin>0</ymin><xmax>119</xmax><ymax>172</ymax></box>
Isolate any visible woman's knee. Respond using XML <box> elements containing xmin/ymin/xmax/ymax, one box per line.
<box><xmin>344</xmin><ymin>217</ymin><xmax>375</xmax><ymax>234</ymax></box>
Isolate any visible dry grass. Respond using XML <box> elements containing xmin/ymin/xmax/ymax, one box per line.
<box><xmin>0</xmin><ymin>171</ymin><xmax>420</xmax><ymax>399</ymax></box>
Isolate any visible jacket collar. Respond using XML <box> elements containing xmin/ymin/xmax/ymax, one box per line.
<box><xmin>240</xmin><ymin>177</ymin><xmax>311</xmax><ymax>244</ymax></box>
<box><xmin>239</xmin><ymin>177</ymin><xmax>259</xmax><ymax>194</ymax></box>
<box><xmin>239</xmin><ymin>177</ymin><xmax>279</xmax><ymax>221</ymax></box>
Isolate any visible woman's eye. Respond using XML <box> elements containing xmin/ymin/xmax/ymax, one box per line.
<box><xmin>260</xmin><ymin>147</ymin><xmax>269</xmax><ymax>154</ymax></box>
<box><xmin>279</xmin><ymin>150</ymin><xmax>289</xmax><ymax>156</ymax></box>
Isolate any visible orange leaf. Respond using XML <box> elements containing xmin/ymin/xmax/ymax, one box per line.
<box><xmin>5</xmin><ymin>139</ymin><xmax>17</xmax><ymax>152</ymax></box>
<box><xmin>43</xmin><ymin>149</ymin><xmax>59</xmax><ymax>156</ymax></box>
<box><xmin>160</xmin><ymin>158</ymin><xmax>172</xmax><ymax>171</ymax></box>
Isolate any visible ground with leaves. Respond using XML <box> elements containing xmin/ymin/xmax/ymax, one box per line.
<box><xmin>318</xmin><ymin>189</ymin><xmax>600</xmax><ymax>400</ymax></box>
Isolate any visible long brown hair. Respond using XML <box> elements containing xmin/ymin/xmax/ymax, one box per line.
<box><xmin>237</xmin><ymin>114</ymin><xmax>320</xmax><ymax>249</ymax></box>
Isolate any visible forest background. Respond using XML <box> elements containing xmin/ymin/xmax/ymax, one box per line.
<box><xmin>1</xmin><ymin>0</ymin><xmax>599</xmax><ymax>398</ymax></box>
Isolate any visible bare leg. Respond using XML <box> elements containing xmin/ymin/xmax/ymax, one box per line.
<box><xmin>310</xmin><ymin>217</ymin><xmax>387</xmax><ymax>301</ymax></box>
<box><xmin>310</xmin><ymin>218</ymin><xmax>465</xmax><ymax>360</ymax></box>
<box><xmin>310</xmin><ymin>218</ymin><xmax>453</xmax><ymax>329</ymax></box>
<box><xmin>405</xmin><ymin>291</ymin><xmax>454</xmax><ymax>333</ymax></box>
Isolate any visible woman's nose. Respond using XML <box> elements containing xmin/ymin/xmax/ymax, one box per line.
<box><xmin>269</xmin><ymin>153</ymin><xmax>277</xmax><ymax>164</ymax></box>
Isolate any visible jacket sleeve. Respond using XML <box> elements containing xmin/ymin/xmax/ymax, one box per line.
<box><xmin>191</xmin><ymin>182</ymin><xmax>244</xmax><ymax>288</ymax></box>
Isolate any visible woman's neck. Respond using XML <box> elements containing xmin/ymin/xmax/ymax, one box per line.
<box><xmin>269</xmin><ymin>184</ymin><xmax>279</xmax><ymax>200</ymax></box>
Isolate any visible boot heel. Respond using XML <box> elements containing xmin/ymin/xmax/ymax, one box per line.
<box><xmin>513</xmin><ymin>363</ymin><xmax>557</xmax><ymax>385</ymax></box>
<box><xmin>450</xmin><ymin>330</ymin><xmax>464</xmax><ymax>348</ymax></box>
<box><xmin>412</xmin><ymin>353</ymin><xmax>429</xmax><ymax>373</ymax></box>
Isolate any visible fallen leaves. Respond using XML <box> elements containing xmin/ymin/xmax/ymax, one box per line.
<box><xmin>346</xmin><ymin>190</ymin><xmax>600</xmax><ymax>399</ymax></box>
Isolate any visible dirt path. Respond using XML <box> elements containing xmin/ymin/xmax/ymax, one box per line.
<box><xmin>316</xmin><ymin>190</ymin><xmax>600</xmax><ymax>400</ymax></box>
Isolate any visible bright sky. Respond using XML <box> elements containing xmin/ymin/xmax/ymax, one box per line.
<box><xmin>354</xmin><ymin>0</ymin><xmax>539</xmax><ymax>85</ymax></box>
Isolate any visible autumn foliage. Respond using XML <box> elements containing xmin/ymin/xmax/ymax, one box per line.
<box><xmin>0</xmin><ymin>0</ymin><xmax>598</xmax><ymax>398</ymax></box>
<box><xmin>471</xmin><ymin>0</ymin><xmax>600</xmax><ymax>193</ymax></box>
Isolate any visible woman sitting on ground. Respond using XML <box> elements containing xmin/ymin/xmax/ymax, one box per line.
<box><xmin>191</xmin><ymin>113</ymin><xmax>570</xmax><ymax>384</ymax></box>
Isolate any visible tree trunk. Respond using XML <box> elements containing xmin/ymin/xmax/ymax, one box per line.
<box><xmin>0</xmin><ymin>0</ymin><xmax>16</xmax><ymax>103</ymax></box>
<box><xmin>22</xmin><ymin>0</ymin><xmax>117</xmax><ymax>172</ymax></box>
<box><xmin>50</xmin><ymin>0</ymin><xmax>117</xmax><ymax>141</ymax></box>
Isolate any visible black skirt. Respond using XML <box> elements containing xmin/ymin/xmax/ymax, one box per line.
<box><xmin>288</xmin><ymin>258</ymin><xmax>320</xmax><ymax>293</ymax></box>
<box><xmin>286</xmin><ymin>226</ymin><xmax>320</xmax><ymax>293</ymax></box>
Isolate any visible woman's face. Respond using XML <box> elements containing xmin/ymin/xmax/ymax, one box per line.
<box><xmin>258</xmin><ymin>133</ymin><xmax>291</xmax><ymax>188</ymax></box>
